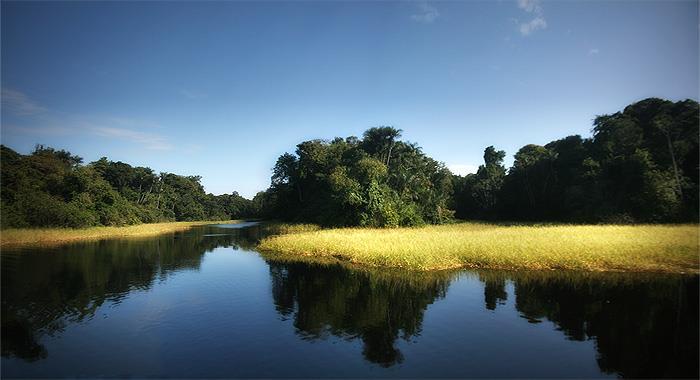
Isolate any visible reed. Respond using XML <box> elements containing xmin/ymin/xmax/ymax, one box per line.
<box><xmin>258</xmin><ymin>223</ymin><xmax>699</xmax><ymax>273</ymax></box>
<box><xmin>0</xmin><ymin>220</ymin><xmax>242</xmax><ymax>248</ymax></box>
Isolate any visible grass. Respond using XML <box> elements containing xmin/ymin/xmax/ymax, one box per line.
<box><xmin>0</xmin><ymin>220</ymin><xmax>243</xmax><ymax>248</ymax></box>
<box><xmin>258</xmin><ymin>222</ymin><xmax>700</xmax><ymax>273</ymax></box>
<box><xmin>261</xmin><ymin>223</ymin><xmax>322</xmax><ymax>235</ymax></box>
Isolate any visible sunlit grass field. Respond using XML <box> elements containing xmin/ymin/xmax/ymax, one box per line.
<box><xmin>258</xmin><ymin>223</ymin><xmax>700</xmax><ymax>273</ymax></box>
<box><xmin>0</xmin><ymin>220</ymin><xmax>242</xmax><ymax>248</ymax></box>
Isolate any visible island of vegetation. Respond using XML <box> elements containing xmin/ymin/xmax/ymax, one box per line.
<box><xmin>1</xmin><ymin>97</ymin><xmax>699</xmax><ymax>273</ymax></box>
<box><xmin>258</xmin><ymin>223</ymin><xmax>698</xmax><ymax>272</ymax></box>
<box><xmin>258</xmin><ymin>98</ymin><xmax>699</xmax><ymax>272</ymax></box>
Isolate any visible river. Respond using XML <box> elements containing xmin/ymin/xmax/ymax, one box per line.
<box><xmin>2</xmin><ymin>222</ymin><xmax>697</xmax><ymax>377</ymax></box>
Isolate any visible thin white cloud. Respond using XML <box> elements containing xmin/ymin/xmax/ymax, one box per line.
<box><xmin>411</xmin><ymin>2</ymin><xmax>439</xmax><ymax>24</ymax></box>
<box><xmin>180</xmin><ymin>89</ymin><xmax>207</xmax><ymax>100</ymax></box>
<box><xmin>448</xmin><ymin>164</ymin><xmax>478</xmax><ymax>177</ymax></box>
<box><xmin>517</xmin><ymin>0</ymin><xmax>542</xmax><ymax>13</ymax></box>
<box><xmin>516</xmin><ymin>0</ymin><xmax>547</xmax><ymax>36</ymax></box>
<box><xmin>589</xmin><ymin>48</ymin><xmax>600</xmax><ymax>55</ymax></box>
<box><xmin>520</xmin><ymin>17</ymin><xmax>547</xmax><ymax>36</ymax></box>
<box><xmin>0</xmin><ymin>87</ymin><xmax>176</xmax><ymax>151</ymax></box>
<box><xmin>1</xmin><ymin>88</ymin><xmax>47</xmax><ymax>116</ymax></box>
<box><xmin>91</xmin><ymin>126</ymin><xmax>173</xmax><ymax>151</ymax></box>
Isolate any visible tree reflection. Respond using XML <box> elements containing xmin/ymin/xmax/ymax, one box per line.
<box><xmin>268</xmin><ymin>263</ymin><xmax>697</xmax><ymax>376</ymax></box>
<box><xmin>4</xmin><ymin>225</ymin><xmax>697</xmax><ymax>378</ymax></box>
<box><xmin>480</xmin><ymin>273</ymin><xmax>507</xmax><ymax>310</ymax></box>
<box><xmin>267</xmin><ymin>261</ymin><xmax>453</xmax><ymax>367</ymax></box>
<box><xmin>480</xmin><ymin>271</ymin><xmax>699</xmax><ymax>378</ymax></box>
<box><xmin>1</xmin><ymin>225</ymin><xmax>249</xmax><ymax>362</ymax></box>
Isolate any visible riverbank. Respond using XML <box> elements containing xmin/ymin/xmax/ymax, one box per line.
<box><xmin>258</xmin><ymin>223</ymin><xmax>700</xmax><ymax>273</ymax></box>
<box><xmin>0</xmin><ymin>220</ymin><xmax>242</xmax><ymax>248</ymax></box>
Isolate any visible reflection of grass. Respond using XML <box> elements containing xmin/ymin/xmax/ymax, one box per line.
<box><xmin>263</xmin><ymin>249</ymin><xmax>460</xmax><ymax>287</ymax></box>
<box><xmin>258</xmin><ymin>223</ymin><xmax>700</xmax><ymax>273</ymax></box>
<box><xmin>472</xmin><ymin>268</ymin><xmax>689</xmax><ymax>287</ymax></box>
<box><xmin>1</xmin><ymin>220</ymin><xmax>242</xmax><ymax>248</ymax></box>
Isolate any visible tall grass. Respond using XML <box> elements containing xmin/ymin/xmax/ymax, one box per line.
<box><xmin>0</xmin><ymin>220</ymin><xmax>242</xmax><ymax>248</ymax></box>
<box><xmin>261</xmin><ymin>223</ymin><xmax>321</xmax><ymax>235</ymax></box>
<box><xmin>258</xmin><ymin>223</ymin><xmax>700</xmax><ymax>273</ymax></box>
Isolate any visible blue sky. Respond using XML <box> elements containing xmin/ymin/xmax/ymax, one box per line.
<box><xmin>2</xmin><ymin>1</ymin><xmax>697</xmax><ymax>198</ymax></box>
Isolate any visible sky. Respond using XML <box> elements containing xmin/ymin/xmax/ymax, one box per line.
<box><xmin>1</xmin><ymin>0</ymin><xmax>698</xmax><ymax>198</ymax></box>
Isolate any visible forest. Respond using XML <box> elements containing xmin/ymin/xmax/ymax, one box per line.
<box><xmin>0</xmin><ymin>147</ymin><xmax>260</xmax><ymax>228</ymax></box>
<box><xmin>260</xmin><ymin>97</ymin><xmax>699</xmax><ymax>225</ymax></box>
<box><xmin>1</xmin><ymin>97</ymin><xmax>697</xmax><ymax>229</ymax></box>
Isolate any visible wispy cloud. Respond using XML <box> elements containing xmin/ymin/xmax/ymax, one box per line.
<box><xmin>91</xmin><ymin>126</ymin><xmax>173</xmax><ymax>151</ymax></box>
<box><xmin>1</xmin><ymin>88</ymin><xmax>47</xmax><ymax>116</ymax></box>
<box><xmin>180</xmin><ymin>89</ymin><xmax>207</xmax><ymax>100</ymax></box>
<box><xmin>448</xmin><ymin>164</ymin><xmax>478</xmax><ymax>177</ymax></box>
<box><xmin>1</xmin><ymin>87</ymin><xmax>175</xmax><ymax>151</ymax></box>
<box><xmin>517</xmin><ymin>0</ymin><xmax>542</xmax><ymax>14</ymax></box>
<box><xmin>516</xmin><ymin>0</ymin><xmax>547</xmax><ymax>36</ymax></box>
<box><xmin>1</xmin><ymin>124</ymin><xmax>74</xmax><ymax>137</ymax></box>
<box><xmin>588</xmin><ymin>48</ymin><xmax>600</xmax><ymax>55</ymax></box>
<box><xmin>520</xmin><ymin>17</ymin><xmax>547</xmax><ymax>36</ymax></box>
<box><xmin>411</xmin><ymin>2</ymin><xmax>439</xmax><ymax>24</ymax></box>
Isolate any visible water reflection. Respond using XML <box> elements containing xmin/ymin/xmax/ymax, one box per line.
<box><xmin>267</xmin><ymin>261</ymin><xmax>452</xmax><ymax>366</ymax></box>
<box><xmin>268</xmin><ymin>262</ymin><xmax>698</xmax><ymax>377</ymax></box>
<box><xmin>1</xmin><ymin>223</ymin><xmax>263</xmax><ymax>362</ymax></box>
<box><xmin>1</xmin><ymin>224</ymin><xmax>698</xmax><ymax>378</ymax></box>
<box><xmin>499</xmin><ymin>272</ymin><xmax>699</xmax><ymax>378</ymax></box>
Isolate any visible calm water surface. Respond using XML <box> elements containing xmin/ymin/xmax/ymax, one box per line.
<box><xmin>2</xmin><ymin>222</ymin><xmax>698</xmax><ymax>378</ymax></box>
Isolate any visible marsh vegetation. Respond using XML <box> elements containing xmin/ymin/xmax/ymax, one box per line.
<box><xmin>0</xmin><ymin>220</ymin><xmax>242</xmax><ymax>248</ymax></box>
<box><xmin>259</xmin><ymin>223</ymin><xmax>699</xmax><ymax>272</ymax></box>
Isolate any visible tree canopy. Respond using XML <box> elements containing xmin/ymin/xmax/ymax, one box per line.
<box><xmin>1</xmin><ymin>97</ymin><xmax>697</xmax><ymax>228</ymax></box>
<box><xmin>454</xmin><ymin>98</ymin><xmax>699</xmax><ymax>222</ymax></box>
<box><xmin>261</xmin><ymin>127</ymin><xmax>453</xmax><ymax>227</ymax></box>
<box><xmin>0</xmin><ymin>146</ymin><xmax>258</xmax><ymax>228</ymax></box>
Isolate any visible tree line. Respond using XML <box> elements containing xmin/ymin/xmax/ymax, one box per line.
<box><xmin>1</xmin><ymin>97</ymin><xmax>697</xmax><ymax>228</ymax></box>
<box><xmin>0</xmin><ymin>146</ymin><xmax>260</xmax><ymax>228</ymax></box>
<box><xmin>453</xmin><ymin>97</ymin><xmax>698</xmax><ymax>223</ymax></box>
<box><xmin>260</xmin><ymin>97</ymin><xmax>698</xmax><ymax>225</ymax></box>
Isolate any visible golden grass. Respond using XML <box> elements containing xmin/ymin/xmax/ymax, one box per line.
<box><xmin>258</xmin><ymin>223</ymin><xmax>700</xmax><ymax>273</ymax></box>
<box><xmin>262</xmin><ymin>223</ymin><xmax>322</xmax><ymax>235</ymax></box>
<box><xmin>0</xmin><ymin>220</ymin><xmax>243</xmax><ymax>248</ymax></box>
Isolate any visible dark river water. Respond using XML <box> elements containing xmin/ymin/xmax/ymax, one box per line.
<box><xmin>1</xmin><ymin>222</ymin><xmax>698</xmax><ymax>378</ymax></box>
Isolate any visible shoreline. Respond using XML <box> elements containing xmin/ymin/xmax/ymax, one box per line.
<box><xmin>0</xmin><ymin>220</ymin><xmax>243</xmax><ymax>249</ymax></box>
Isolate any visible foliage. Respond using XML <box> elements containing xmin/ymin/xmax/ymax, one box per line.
<box><xmin>265</xmin><ymin>127</ymin><xmax>453</xmax><ymax>227</ymax></box>
<box><xmin>0</xmin><ymin>146</ymin><xmax>258</xmax><ymax>228</ymax></box>
<box><xmin>2</xmin><ymin>97</ymin><xmax>696</xmax><ymax>228</ymax></box>
<box><xmin>452</xmin><ymin>146</ymin><xmax>507</xmax><ymax>219</ymax></box>
<box><xmin>453</xmin><ymin>98</ymin><xmax>699</xmax><ymax>222</ymax></box>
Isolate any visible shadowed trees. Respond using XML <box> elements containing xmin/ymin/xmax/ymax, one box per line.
<box><xmin>2</xmin><ymin>97</ymin><xmax>696</xmax><ymax>227</ymax></box>
<box><xmin>0</xmin><ymin>146</ymin><xmax>258</xmax><ymax>228</ymax></box>
<box><xmin>453</xmin><ymin>98</ymin><xmax>699</xmax><ymax>223</ymax></box>
<box><xmin>266</xmin><ymin>98</ymin><xmax>697</xmax><ymax>225</ymax></box>
<box><xmin>266</xmin><ymin>127</ymin><xmax>453</xmax><ymax>227</ymax></box>
<box><xmin>453</xmin><ymin>146</ymin><xmax>507</xmax><ymax>220</ymax></box>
